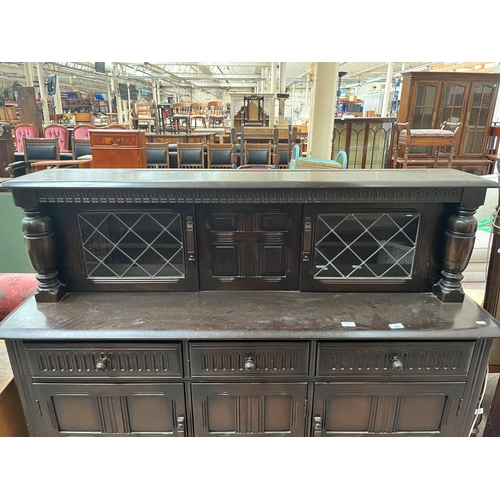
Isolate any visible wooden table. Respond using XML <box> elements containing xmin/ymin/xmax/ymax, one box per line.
<box><xmin>31</xmin><ymin>159</ymin><xmax>93</xmax><ymax>172</ymax></box>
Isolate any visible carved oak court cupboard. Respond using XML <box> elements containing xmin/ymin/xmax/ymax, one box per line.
<box><xmin>1</xmin><ymin>168</ymin><xmax>500</xmax><ymax>437</ymax></box>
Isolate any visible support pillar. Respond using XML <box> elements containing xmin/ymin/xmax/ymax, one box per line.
<box><xmin>381</xmin><ymin>62</ymin><xmax>394</xmax><ymax>117</ymax></box>
<box><xmin>12</xmin><ymin>190</ymin><xmax>66</xmax><ymax>302</ymax></box>
<box><xmin>24</xmin><ymin>63</ymin><xmax>34</xmax><ymax>87</ymax></box>
<box><xmin>278</xmin><ymin>62</ymin><xmax>287</xmax><ymax>125</ymax></box>
<box><xmin>113</xmin><ymin>64</ymin><xmax>123</xmax><ymax>124</ymax></box>
<box><xmin>36</xmin><ymin>64</ymin><xmax>50</xmax><ymax>127</ymax></box>
<box><xmin>308</xmin><ymin>62</ymin><xmax>338</xmax><ymax>159</ymax></box>
<box><xmin>54</xmin><ymin>75</ymin><xmax>63</xmax><ymax>116</ymax></box>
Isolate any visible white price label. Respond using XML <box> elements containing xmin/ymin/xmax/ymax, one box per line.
<box><xmin>389</xmin><ymin>323</ymin><xmax>405</xmax><ymax>329</ymax></box>
<box><xmin>341</xmin><ymin>321</ymin><xmax>356</xmax><ymax>327</ymax></box>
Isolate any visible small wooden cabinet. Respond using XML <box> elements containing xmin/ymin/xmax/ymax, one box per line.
<box><xmin>89</xmin><ymin>129</ymin><xmax>147</xmax><ymax>168</ymax></box>
<box><xmin>1</xmin><ymin>168</ymin><xmax>500</xmax><ymax>437</ymax></box>
<box><xmin>396</xmin><ymin>72</ymin><xmax>500</xmax><ymax>174</ymax></box>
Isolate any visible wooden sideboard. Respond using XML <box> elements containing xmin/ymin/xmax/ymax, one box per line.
<box><xmin>1</xmin><ymin>168</ymin><xmax>499</xmax><ymax>437</ymax></box>
<box><xmin>89</xmin><ymin>129</ymin><xmax>147</xmax><ymax>168</ymax></box>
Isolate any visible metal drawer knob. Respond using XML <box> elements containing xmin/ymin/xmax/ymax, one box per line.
<box><xmin>392</xmin><ymin>357</ymin><xmax>404</xmax><ymax>371</ymax></box>
<box><xmin>244</xmin><ymin>356</ymin><xmax>256</xmax><ymax>371</ymax></box>
<box><xmin>95</xmin><ymin>353</ymin><xmax>110</xmax><ymax>372</ymax></box>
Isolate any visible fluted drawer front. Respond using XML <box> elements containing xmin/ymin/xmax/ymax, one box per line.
<box><xmin>317</xmin><ymin>341</ymin><xmax>474</xmax><ymax>377</ymax></box>
<box><xmin>189</xmin><ymin>342</ymin><xmax>310</xmax><ymax>377</ymax></box>
<box><xmin>24</xmin><ymin>342</ymin><xmax>182</xmax><ymax>378</ymax></box>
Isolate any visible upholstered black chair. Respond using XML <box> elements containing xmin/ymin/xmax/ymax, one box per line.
<box><xmin>146</xmin><ymin>143</ymin><xmax>170</xmax><ymax>168</ymax></box>
<box><xmin>177</xmin><ymin>142</ymin><xmax>205</xmax><ymax>169</ymax></box>
<box><xmin>6</xmin><ymin>138</ymin><xmax>60</xmax><ymax>177</ymax></box>
<box><xmin>72</xmin><ymin>139</ymin><xmax>92</xmax><ymax>160</ymax></box>
<box><xmin>207</xmin><ymin>143</ymin><xmax>237</xmax><ymax>169</ymax></box>
<box><xmin>243</xmin><ymin>142</ymin><xmax>273</xmax><ymax>166</ymax></box>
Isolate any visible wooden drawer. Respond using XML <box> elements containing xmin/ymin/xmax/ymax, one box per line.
<box><xmin>317</xmin><ymin>341</ymin><xmax>474</xmax><ymax>378</ymax></box>
<box><xmin>24</xmin><ymin>342</ymin><xmax>183</xmax><ymax>379</ymax></box>
<box><xmin>91</xmin><ymin>147</ymin><xmax>147</xmax><ymax>168</ymax></box>
<box><xmin>189</xmin><ymin>342</ymin><xmax>310</xmax><ymax>378</ymax></box>
<box><xmin>89</xmin><ymin>130</ymin><xmax>145</xmax><ymax>148</ymax></box>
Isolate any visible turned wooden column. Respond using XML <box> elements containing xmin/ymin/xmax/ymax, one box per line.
<box><xmin>432</xmin><ymin>204</ymin><xmax>478</xmax><ymax>303</ymax></box>
<box><xmin>11</xmin><ymin>190</ymin><xmax>66</xmax><ymax>302</ymax></box>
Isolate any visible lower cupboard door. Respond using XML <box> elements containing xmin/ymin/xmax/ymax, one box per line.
<box><xmin>191</xmin><ymin>383</ymin><xmax>308</xmax><ymax>437</ymax></box>
<box><xmin>312</xmin><ymin>382</ymin><xmax>466</xmax><ymax>437</ymax></box>
<box><xmin>32</xmin><ymin>383</ymin><xmax>186</xmax><ymax>437</ymax></box>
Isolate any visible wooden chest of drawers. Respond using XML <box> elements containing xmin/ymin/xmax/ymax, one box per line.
<box><xmin>89</xmin><ymin>130</ymin><xmax>147</xmax><ymax>168</ymax></box>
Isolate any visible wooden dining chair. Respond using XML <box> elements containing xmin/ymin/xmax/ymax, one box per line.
<box><xmin>207</xmin><ymin>143</ymin><xmax>237</xmax><ymax>169</ymax></box>
<box><xmin>146</xmin><ymin>143</ymin><xmax>170</xmax><ymax>169</ymax></box>
<box><xmin>177</xmin><ymin>142</ymin><xmax>205</xmax><ymax>169</ymax></box>
<box><xmin>172</xmin><ymin>103</ymin><xmax>191</xmax><ymax>133</ymax></box>
<box><xmin>243</xmin><ymin>142</ymin><xmax>273</xmax><ymax>166</ymax></box>
<box><xmin>190</xmin><ymin>103</ymin><xmax>207</xmax><ymax>130</ymax></box>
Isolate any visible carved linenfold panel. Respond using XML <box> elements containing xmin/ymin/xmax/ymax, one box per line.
<box><xmin>36</xmin><ymin>188</ymin><xmax>462</xmax><ymax>205</ymax></box>
<box><xmin>317</xmin><ymin>341</ymin><xmax>474</xmax><ymax>376</ymax></box>
<box><xmin>190</xmin><ymin>342</ymin><xmax>309</xmax><ymax>377</ymax></box>
<box><xmin>35</xmin><ymin>383</ymin><xmax>185</xmax><ymax>436</ymax></box>
<box><xmin>192</xmin><ymin>383</ymin><xmax>307</xmax><ymax>436</ymax></box>
<box><xmin>314</xmin><ymin>382</ymin><xmax>465</xmax><ymax>436</ymax></box>
<box><xmin>25</xmin><ymin>343</ymin><xmax>183</xmax><ymax>378</ymax></box>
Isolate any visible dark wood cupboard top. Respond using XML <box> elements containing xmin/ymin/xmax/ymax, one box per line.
<box><xmin>1</xmin><ymin>291</ymin><xmax>499</xmax><ymax>341</ymax></box>
<box><xmin>3</xmin><ymin>167</ymin><xmax>497</xmax><ymax>191</ymax></box>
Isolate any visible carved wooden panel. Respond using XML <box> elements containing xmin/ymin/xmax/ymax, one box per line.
<box><xmin>317</xmin><ymin>341</ymin><xmax>474</xmax><ymax>377</ymax></box>
<box><xmin>313</xmin><ymin>382</ymin><xmax>465</xmax><ymax>436</ymax></box>
<box><xmin>25</xmin><ymin>342</ymin><xmax>183</xmax><ymax>379</ymax></box>
<box><xmin>33</xmin><ymin>383</ymin><xmax>186</xmax><ymax>436</ymax></box>
<box><xmin>190</xmin><ymin>342</ymin><xmax>310</xmax><ymax>377</ymax></box>
<box><xmin>196</xmin><ymin>204</ymin><xmax>301</xmax><ymax>290</ymax></box>
<box><xmin>191</xmin><ymin>383</ymin><xmax>307</xmax><ymax>436</ymax></box>
<box><xmin>36</xmin><ymin>188</ymin><xmax>463</xmax><ymax>205</ymax></box>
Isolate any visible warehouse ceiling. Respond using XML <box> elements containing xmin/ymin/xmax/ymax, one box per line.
<box><xmin>0</xmin><ymin>62</ymin><xmax>435</xmax><ymax>95</ymax></box>
<box><xmin>3</xmin><ymin>61</ymin><xmax>497</xmax><ymax>103</ymax></box>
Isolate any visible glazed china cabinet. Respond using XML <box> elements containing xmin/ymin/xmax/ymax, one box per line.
<box><xmin>396</xmin><ymin>71</ymin><xmax>500</xmax><ymax>174</ymax></box>
<box><xmin>1</xmin><ymin>168</ymin><xmax>499</xmax><ymax>437</ymax></box>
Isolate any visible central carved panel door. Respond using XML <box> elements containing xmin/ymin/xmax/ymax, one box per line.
<box><xmin>196</xmin><ymin>204</ymin><xmax>302</xmax><ymax>290</ymax></box>
<box><xmin>191</xmin><ymin>383</ymin><xmax>308</xmax><ymax>436</ymax></box>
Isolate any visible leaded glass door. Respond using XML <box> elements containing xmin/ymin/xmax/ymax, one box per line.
<box><xmin>300</xmin><ymin>204</ymin><xmax>437</xmax><ymax>292</ymax></box>
<box><xmin>60</xmin><ymin>204</ymin><xmax>199</xmax><ymax>291</ymax></box>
